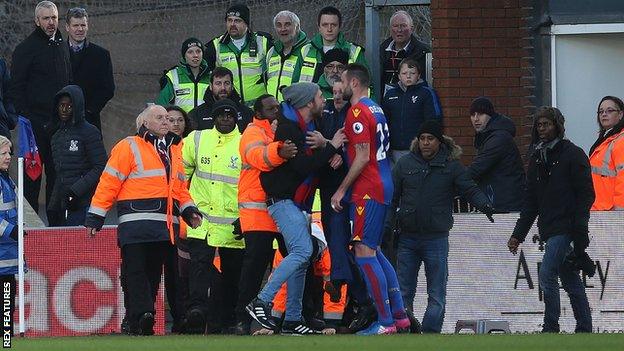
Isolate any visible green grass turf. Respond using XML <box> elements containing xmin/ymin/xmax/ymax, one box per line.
<box><xmin>9</xmin><ymin>333</ymin><xmax>624</xmax><ymax>351</ymax></box>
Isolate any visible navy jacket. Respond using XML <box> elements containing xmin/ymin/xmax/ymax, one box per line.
<box><xmin>48</xmin><ymin>85</ymin><xmax>107</xmax><ymax>212</ymax></box>
<box><xmin>382</xmin><ymin>81</ymin><xmax>442</xmax><ymax>151</ymax></box>
<box><xmin>0</xmin><ymin>172</ymin><xmax>18</xmax><ymax>275</ymax></box>
<box><xmin>386</xmin><ymin>137</ymin><xmax>491</xmax><ymax>239</ymax></box>
<box><xmin>317</xmin><ymin>101</ymin><xmax>349</xmax><ymax>190</ymax></box>
<box><xmin>69</xmin><ymin>40</ymin><xmax>115</xmax><ymax>131</ymax></box>
<box><xmin>468</xmin><ymin>114</ymin><xmax>525</xmax><ymax>211</ymax></box>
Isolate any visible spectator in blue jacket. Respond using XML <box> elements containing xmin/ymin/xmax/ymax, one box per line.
<box><xmin>0</xmin><ymin>135</ymin><xmax>19</xmax><ymax>335</ymax></box>
<box><xmin>382</xmin><ymin>57</ymin><xmax>442</xmax><ymax>165</ymax></box>
<box><xmin>468</xmin><ymin>97</ymin><xmax>525</xmax><ymax>211</ymax></box>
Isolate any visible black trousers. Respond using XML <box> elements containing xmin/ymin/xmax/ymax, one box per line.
<box><xmin>234</xmin><ymin>231</ymin><xmax>281</xmax><ymax>323</ymax></box>
<box><xmin>163</xmin><ymin>242</ymin><xmax>183</xmax><ymax>327</ymax></box>
<box><xmin>215</xmin><ymin>247</ymin><xmax>245</xmax><ymax>327</ymax></box>
<box><xmin>121</xmin><ymin>241</ymin><xmax>168</xmax><ymax>326</ymax></box>
<box><xmin>0</xmin><ymin>275</ymin><xmax>16</xmax><ymax>336</ymax></box>
<box><xmin>187</xmin><ymin>238</ymin><xmax>217</xmax><ymax>316</ymax></box>
<box><xmin>23</xmin><ymin>119</ymin><xmax>60</xmax><ymax>225</ymax></box>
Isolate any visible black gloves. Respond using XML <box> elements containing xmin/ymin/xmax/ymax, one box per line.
<box><xmin>571</xmin><ymin>229</ymin><xmax>590</xmax><ymax>256</ymax></box>
<box><xmin>232</xmin><ymin>218</ymin><xmax>243</xmax><ymax>240</ymax></box>
<box><xmin>66</xmin><ymin>189</ymin><xmax>79</xmax><ymax>211</ymax></box>
<box><xmin>564</xmin><ymin>250</ymin><xmax>596</xmax><ymax>278</ymax></box>
<box><xmin>181</xmin><ymin>206</ymin><xmax>202</xmax><ymax>227</ymax></box>
<box><xmin>481</xmin><ymin>204</ymin><xmax>495</xmax><ymax>223</ymax></box>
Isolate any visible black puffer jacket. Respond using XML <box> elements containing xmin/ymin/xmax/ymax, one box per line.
<box><xmin>386</xmin><ymin>136</ymin><xmax>491</xmax><ymax>239</ymax></box>
<box><xmin>468</xmin><ymin>114</ymin><xmax>525</xmax><ymax>211</ymax></box>
<box><xmin>48</xmin><ymin>85</ymin><xmax>107</xmax><ymax>212</ymax></box>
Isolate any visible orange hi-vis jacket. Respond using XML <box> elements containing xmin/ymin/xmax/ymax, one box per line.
<box><xmin>87</xmin><ymin>130</ymin><xmax>195</xmax><ymax>245</ymax></box>
<box><xmin>590</xmin><ymin>129</ymin><xmax>624</xmax><ymax>210</ymax></box>
<box><xmin>238</xmin><ymin>117</ymin><xmax>285</xmax><ymax>233</ymax></box>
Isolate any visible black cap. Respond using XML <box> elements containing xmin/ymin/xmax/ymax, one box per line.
<box><xmin>211</xmin><ymin>98</ymin><xmax>238</xmax><ymax>118</ymax></box>
<box><xmin>470</xmin><ymin>97</ymin><xmax>495</xmax><ymax>116</ymax></box>
<box><xmin>418</xmin><ymin>120</ymin><xmax>443</xmax><ymax>142</ymax></box>
<box><xmin>225</xmin><ymin>4</ymin><xmax>250</xmax><ymax>25</ymax></box>
<box><xmin>181</xmin><ymin>37</ymin><xmax>203</xmax><ymax>58</ymax></box>
<box><xmin>324</xmin><ymin>48</ymin><xmax>349</xmax><ymax>65</ymax></box>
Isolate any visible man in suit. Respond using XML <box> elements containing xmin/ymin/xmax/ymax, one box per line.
<box><xmin>65</xmin><ymin>7</ymin><xmax>115</xmax><ymax>131</ymax></box>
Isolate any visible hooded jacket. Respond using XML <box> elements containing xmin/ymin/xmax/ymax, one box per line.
<box><xmin>468</xmin><ymin>113</ymin><xmax>525</xmax><ymax>211</ymax></box>
<box><xmin>385</xmin><ymin>136</ymin><xmax>491</xmax><ymax>239</ymax></box>
<box><xmin>187</xmin><ymin>89</ymin><xmax>252</xmax><ymax>132</ymax></box>
<box><xmin>512</xmin><ymin>115</ymin><xmax>595</xmax><ymax>247</ymax></box>
<box><xmin>48</xmin><ymin>85</ymin><xmax>107</xmax><ymax>213</ymax></box>
<box><xmin>382</xmin><ymin>80</ymin><xmax>442</xmax><ymax>151</ymax></box>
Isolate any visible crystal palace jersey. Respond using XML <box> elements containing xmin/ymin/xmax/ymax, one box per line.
<box><xmin>344</xmin><ymin>97</ymin><xmax>393</xmax><ymax>205</ymax></box>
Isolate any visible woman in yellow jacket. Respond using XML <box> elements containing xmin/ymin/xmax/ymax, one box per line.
<box><xmin>590</xmin><ymin>96</ymin><xmax>624</xmax><ymax>210</ymax></box>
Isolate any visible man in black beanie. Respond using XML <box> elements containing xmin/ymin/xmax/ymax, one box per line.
<box><xmin>204</xmin><ymin>3</ymin><xmax>272</xmax><ymax>106</ymax></box>
<box><xmin>467</xmin><ymin>96</ymin><xmax>525</xmax><ymax>211</ymax></box>
<box><xmin>385</xmin><ymin>119</ymin><xmax>494</xmax><ymax>333</ymax></box>
<box><xmin>318</xmin><ymin>48</ymin><xmax>349</xmax><ymax>99</ymax></box>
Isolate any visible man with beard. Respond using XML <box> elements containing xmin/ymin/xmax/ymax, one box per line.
<box><xmin>157</xmin><ymin>38</ymin><xmax>211</xmax><ymax>113</ymax></box>
<box><xmin>205</xmin><ymin>4</ymin><xmax>272</xmax><ymax>106</ymax></box>
<box><xmin>266</xmin><ymin>10</ymin><xmax>309</xmax><ymax>101</ymax></box>
<box><xmin>9</xmin><ymin>1</ymin><xmax>71</xmax><ymax>225</ymax></box>
<box><xmin>247</xmin><ymin>82</ymin><xmax>346</xmax><ymax>335</ymax></box>
<box><xmin>331</xmin><ymin>64</ymin><xmax>409</xmax><ymax>335</ymax></box>
<box><xmin>188</xmin><ymin>67</ymin><xmax>253</xmax><ymax>132</ymax></box>
<box><xmin>318</xmin><ymin>48</ymin><xmax>348</xmax><ymax>100</ymax></box>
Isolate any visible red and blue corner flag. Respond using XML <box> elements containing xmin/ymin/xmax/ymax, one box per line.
<box><xmin>17</xmin><ymin>116</ymin><xmax>42</xmax><ymax>180</ymax></box>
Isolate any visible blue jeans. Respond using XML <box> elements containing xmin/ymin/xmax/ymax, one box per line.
<box><xmin>396</xmin><ymin>235</ymin><xmax>448</xmax><ymax>333</ymax></box>
<box><xmin>258</xmin><ymin>200</ymin><xmax>313</xmax><ymax>322</ymax></box>
<box><xmin>539</xmin><ymin>234</ymin><xmax>592</xmax><ymax>332</ymax></box>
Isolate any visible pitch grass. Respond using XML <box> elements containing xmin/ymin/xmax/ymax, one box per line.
<box><xmin>10</xmin><ymin>333</ymin><xmax>624</xmax><ymax>351</ymax></box>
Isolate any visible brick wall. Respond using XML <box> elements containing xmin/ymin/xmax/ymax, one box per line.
<box><xmin>431</xmin><ymin>0</ymin><xmax>534</xmax><ymax>163</ymax></box>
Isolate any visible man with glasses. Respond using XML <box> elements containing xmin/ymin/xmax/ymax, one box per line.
<box><xmin>318</xmin><ymin>48</ymin><xmax>348</xmax><ymax>100</ymax></box>
<box><xmin>65</xmin><ymin>7</ymin><xmax>115</xmax><ymax>131</ymax></box>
